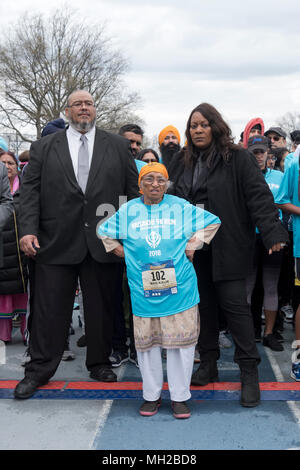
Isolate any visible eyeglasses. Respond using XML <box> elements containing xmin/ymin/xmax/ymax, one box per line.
<box><xmin>68</xmin><ymin>101</ymin><xmax>95</xmax><ymax>108</ymax></box>
<box><xmin>268</xmin><ymin>135</ymin><xmax>281</xmax><ymax>141</ymax></box>
<box><xmin>142</xmin><ymin>176</ymin><xmax>167</xmax><ymax>185</ymax></box>
<box><xmin>267</xmin><ymin>157</ymin><xmax>276</xmax><ymax>161</ymax></box>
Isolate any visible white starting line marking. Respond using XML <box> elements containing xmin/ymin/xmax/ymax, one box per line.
<box><xmin>264</xmin><ymin>347</ymin><xmax>300</xmax><ymax>428</ymax></box>
<box><xmin>89</xmin><ymin>364</ymin><xmax>128</xmax><ymax>450</ymax></box>
<box><xmin>89</xmin><ymin>400</ymin><xmax>114</xmax><ymax>450</ymax></box>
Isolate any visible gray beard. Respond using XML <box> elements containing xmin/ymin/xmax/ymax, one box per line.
<box><xmin>69</xmin><ymin>117</ymin><xmax>96</xmax><ymax>133</ymax></box>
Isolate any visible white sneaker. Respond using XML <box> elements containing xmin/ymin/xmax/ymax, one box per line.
<box><xmin>281</xmin><ymin>304</ymin><xmax>294</xmax><ymax>323</ymax></box>
<box><xmin>219</xmin><ymin>331</ymin><xmax>232</xmax><ymax>348</ymax></box>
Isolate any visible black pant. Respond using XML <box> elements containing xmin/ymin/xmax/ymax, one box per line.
<box><xmin>25</xmin><ymin>254</ymin><xmax>120</xmax><ymax>383</ymax></box>
<box><xmin>250</xmin><ymin>267</ymin><xmax>264</xmax><ymax>334</ymax></box>
<box><xmin>112</xmin><ymin>263</ymin><xmax>136</xmax><ymax>354</ymax></box>
<box><xmin>193</xmin><ymin>249</ymin><xmax>260</xmax><ymax>364</ymax></box>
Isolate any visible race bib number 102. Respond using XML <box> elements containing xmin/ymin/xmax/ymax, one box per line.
<box><xmin>141</xmin><ymin>260</ymin><xmax>178</xmax><ymax>298</ymax></box>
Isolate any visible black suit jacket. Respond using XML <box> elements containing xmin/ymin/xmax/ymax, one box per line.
<box><xmin>19</xmin><ymin>128</ymin><xmax>139</xmax><ymax>264</ymax></box>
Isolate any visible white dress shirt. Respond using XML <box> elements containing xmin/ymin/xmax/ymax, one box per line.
<box><xmin>66</xmin><ymin>125</ymin><xmax>96</xmax><ymax>180</ymax></box>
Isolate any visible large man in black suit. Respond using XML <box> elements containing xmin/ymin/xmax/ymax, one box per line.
<box><xmin>14</xmin><ymin>90</ymin><xmax>139</xmax><ymax>399</ymax></box>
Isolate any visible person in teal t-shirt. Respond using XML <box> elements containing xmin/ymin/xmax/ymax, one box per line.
<box><xmin>276</xmin><ymin>153</ymin><xmax>300</xmax><ymax>381</ymax></box>
<box><xmin>98</xmin><ymin>162</ymin><xmax>221</xmax><ymax>419</ymax></box>
<box><xmin>246</xmin><ymin>136</ymin><xmax>285</xmax><ymax>352</ymax></box>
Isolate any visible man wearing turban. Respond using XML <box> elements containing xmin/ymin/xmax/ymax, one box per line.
<box><xmin>158</xmin><ymin>125</ymin><xmax>181</xmax><ymax>170</ymax></box>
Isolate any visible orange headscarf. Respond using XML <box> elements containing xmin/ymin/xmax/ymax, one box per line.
<box><xmin>138</xmin><ymin>162</ymin><xmax>169</xmax><ymax>194</ymax></box>
<box><xmin>158</xmin><ymin>125</ymin><xmax>181</xmax><ymax>146</ymax></box>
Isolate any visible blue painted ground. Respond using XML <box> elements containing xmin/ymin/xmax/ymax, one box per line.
<box><xmin>93</xmin><ymin>400</ymin><xmax>300</xmax><ymax>450</ymax></box>
<box><xmin>1</xmin><ymin>317</ymin><xmax>300</xmax><ymax>450</ymax></box>
<box><xmin>92</xmin><ymin>343</ymin><xmax>300</xmax><ymax>450</ymax></box>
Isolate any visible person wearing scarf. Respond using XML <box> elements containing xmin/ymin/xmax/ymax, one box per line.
<box><xmin>0</xmin><ymin>150</ymin><xmax>28</xmax><ymax>343</ymax></box>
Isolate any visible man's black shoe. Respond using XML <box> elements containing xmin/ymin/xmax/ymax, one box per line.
<box><xmin>90</xmin><ymin>367</ymin><xmax>117</xmax><ymax>382</ymax></box>
<box><xmin>14</xmin><ymin>377</ymin><xmax>48</xmax><ymax>400</ymax></box>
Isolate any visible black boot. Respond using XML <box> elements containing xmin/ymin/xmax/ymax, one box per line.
<box><xmin>239</xmin><ymin>359</ymin><xmax>260</xmax><ymax>407</ymax></box>
<box><xmin>191</xmin><ymin>359</ymin><xmax>219</xmax><ymax>386</ymax></box>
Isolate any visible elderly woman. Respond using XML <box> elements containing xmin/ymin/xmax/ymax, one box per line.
<box><xmin>168</xmin><ymin>103</ymin><xmax>288</xmax><ymax>408</ymax></box>
<box><xmin>0</xmin><ymin>150</ymin><xmax>28</xmax><ymax>343</ymax></box>
<box><xmin>98</xmin><ymin>162</ymin><xmax>220</xmax><ymax>419</ymax></box>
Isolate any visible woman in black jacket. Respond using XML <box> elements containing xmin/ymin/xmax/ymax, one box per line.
<box><xmin>168</xmin><ymin>103</ymin><xmax>288</xmax><ymax>407</ymax></box>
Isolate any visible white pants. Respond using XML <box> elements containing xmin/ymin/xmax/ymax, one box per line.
<box><xmin>137</xmin><ymin>346</ymin><xmax>195</xmax><ymax>402</ymax></box>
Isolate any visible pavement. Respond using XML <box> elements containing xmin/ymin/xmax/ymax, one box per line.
<box><xmin>0</xmin><ymin>309</ymin><xmax>300</xmax><ymax>451</ymax></box>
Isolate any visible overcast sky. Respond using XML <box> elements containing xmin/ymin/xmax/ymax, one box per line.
<box><xmin>0</xmin><ymin>0</ymin><xmax>300</xmax><ymax>145</ymax></box>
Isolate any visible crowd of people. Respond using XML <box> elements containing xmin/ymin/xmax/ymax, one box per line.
<box><xmin>0</xmin><ymin>90</ymin><xmax>300</xmax><ymax>419</ymax></box>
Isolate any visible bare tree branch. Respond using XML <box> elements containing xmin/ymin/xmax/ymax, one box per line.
<box><xmin>0</xmin><ymin>7</ymin><xmax>142</xmax><ymax>141</ymax></box>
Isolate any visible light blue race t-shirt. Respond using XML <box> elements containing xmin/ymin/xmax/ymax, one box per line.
<box><xmin>265</xmin><ymin>168</ymin><xmax>283</xmax><ymax>198</ymax></box>
<box><xmin>256</xmin><ymin>169</ymin><xmax>283</xmax><ymax>233</ymax></box>
<box><xmin>284</xmin><ymin>152</ymin><xmax>295</xmax><ymax>170</ymax></box>
<box><xmin>135</xmin><ymin>159</ymin><xmax>147</xmax><ymax>173</ymax></box>
<box><xmin>98</xmin><ymin>194</ymin><xmax>221</xmax><ymax>318</ymax></box>
<box><xmin>276</xmin><ymin>157</ymin><xmax>300</xmax><ymax>257</ymax></box>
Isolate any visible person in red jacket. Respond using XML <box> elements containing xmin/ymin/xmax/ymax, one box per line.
<box><xmin>242</xmin><ymin>117</ymin><xmax>265</xmax><ymax>149</ymax></box>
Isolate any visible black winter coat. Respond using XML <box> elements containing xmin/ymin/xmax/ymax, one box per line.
<box><xmin>0</xmin><ymin>188</ymin><xmax>28</xmax><ymax>295</ymax></box>
<box><xmin>168</xmin><ymin>147</ymin><xmax>289</xmax><ymax>281</ymax></box>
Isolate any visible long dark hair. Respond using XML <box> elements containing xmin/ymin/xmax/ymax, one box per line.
<box><xmin>184</xmin><ymin>103</ymin><xmax>239</xmax><ymax>167</ymax></box>
<box><xmin>137</xmin><ymin>148</ymin><xmax>159</xmax><ymax>162</ymax></box>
